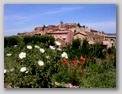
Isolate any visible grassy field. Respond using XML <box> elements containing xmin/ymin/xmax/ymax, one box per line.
<box><xmin>4</xmin><ymin>37</ymin><xmax>116</xmax><ymax>88</ymax></box>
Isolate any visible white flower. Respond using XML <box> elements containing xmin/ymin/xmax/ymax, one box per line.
<box><xmin>46</xmin><ymin>55</ymin><xmax>50</xmax><ymax>59</ymax></box>
<box><xmin>61</xmin><ymin>52</ymin><xmax>68</xmax><ymax>59</ymax></box>
<box><xmin>10</xmin><ymin>68</ymin><xmax>14</xmax><ymax>72</ymax></box>
<box><xmin>4</xmin><ymin>69</ymin><xmax>7</xmax><ymax>73</ymax></box>
<box><xmin>57</xmin><ymin>48</ymin><xmax>62</xmax><ymax>51</ymax></box>
<box><xmin>55</xmin><ymin>41</ymin><xmax>61</xmax><ymax>46</ymax></box>
<box><xmin>38</xmin><ymin>60</ymin><xmax>44</xmax><ymax>66</ymax></box>
<box><xmin>25</xmin><ymin>71</ymin><xmax>29</xmax><ymax>74</ymax></box>
<box><xmin>20</xmin><ymin>67</ymin><xmax>26</xmax><ymax>72</ymax></box>
<box><xmin>19</xmin><ymin>52</ymin><xmax>26</xmax><ymax>59</ymax></box>
<box><xmin>14</xmin><ymin>45</ymin><xmax>18</xmax><ymax>47</ymax></box>
<box><xmin>40</xmin><ymin>48</ymin><xmax>45</xmax><ymax>53</ymax></box>
<box><xmin>6</xmin><ymin>53</ymin><xmax>12</xmax><ymax>56</ymax></box>
<box><xmin>35</xmin><ymin>45</ymin><xmax>40</xmax><ymax>49</ymax></box>
<box><xmin>49</xmin><ymin>45</ymin><xmax>55</xmax><ymax>50</ymax></box>
<box><xmin>27</xmin><ymin>45</ymin><xmax>32</xmax><ymax>49</ymax></box>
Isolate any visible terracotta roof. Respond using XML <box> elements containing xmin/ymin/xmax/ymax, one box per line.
<box><xmin>90</xmin><ymin>29</ymin><xmax>98</xmax><ymax>32</ymax></box>
<box><xmin>104</xmin><ymin>35</ymin><xmax>116</xmax><ymax>38</ymax></box>
<box><xmin>75</xmin><ymin>31</ymin><xmax>87</xmax><ymax>36</ymax></box>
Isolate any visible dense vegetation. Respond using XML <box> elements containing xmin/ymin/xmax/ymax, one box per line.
<box><xmin>4</xmin><ymin>36</ymin><xmax>116</xmax><ymax>88</ymax></box>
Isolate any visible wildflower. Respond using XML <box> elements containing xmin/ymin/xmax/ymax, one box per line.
<box><xmin>55</xmin><ymin>41</ymin><xmax>61</xmax><ymax>46</ymax></box>
<box><xmin>102</xmin><ymin>49</ymin><xmax>106</xmax><ymax>52</ymax></box>
<box><xmin>4</xmin><ymin>69</ymin><xmax>7</xmax><ymax>73</ymax></box>
<box><xmin>40</xmin><ymin>48</ymin><xmax>45</xmax><ymax>53</ymax></box>
<box><xmin>25</xmin><ymin>71</ymin><xmax>29</xmax><ymax>74</ymax></box>
<box><xmin>14</xmin><ymin>45</ymin><xmax>18</xmax><ymax>47</ymax></box>
<box><xmin>49</xmin><ymin>45</ymin><xmax>55</xmax><ymax>50</ymax></box>
<box><xmin>57</xmin><ymin>48</ymin><xmax>62</xmax><ymax>51</ymax></box>
<box><xmin>73</xmin><ymin>60</ymin><xmax>77</xmax><ymax>65</ymax></box>
<box><xmin>27</xmin><ymin>45</ymin><xmax>32</xmax><ymax>49</ymax></box>
<box><xmin>79</xmin><ymin>62</ymin><xmax>83</xmax><ymax>66</ymax></box>
<box><xmin>61</xmin><ymin>52</ymin><xmax>68</xmax><ymax>59</ymax></box>
<box><xmin>80</xmin><ymin>56</ymin><xmax>85</xmax><ymax>61</ymax></box>
<box><xmin>58</xmin><ymin>59</ymin><xmax>63</xmax><ymax>63</ymax></box>
<box><xmin>64</xmin><ymin>59</ymin><xmax>69</xmax><ymax>66</ymax></box>
<box><xmin>72</xmin><ymin>67</ymin><xmax>76</xmax><ymax>71</ymax></box>
<box><xmin>10</xmin><ymin>68</ymin><xmax>14</xmax><ymax>72</ymax></box>
<box><xmin>89</xmin><ymin>58</ymin><xmax>93</xmax><ymax>62</ymax></box>
<box><xmin>64</xmin><ymin>61</ymin><xmax>69</xmax><ymax>66</ymax></box>
<box><xmin>20</xmin><ymin>67</ymin><xmax>26</xmax><ymax>72</ymax></box>
<box><xmin>6</xmin><ymin>54</ymin><xmax>12</xmax><ymax>56</ymax></box>
<box><xmin>38</xmin><ymin>60</ymin><xmax>44</xmax><ymax>66</ymax></box>
<box><xmin>19</xmin><ymin>52</ymin><xmax>26</xmax><ymax>59</ymax></box>
<box><xmin>34</xmin><ymin>45</ymin><xmax>40</xmax><ymax>49</ymax></box>
<box><xmin>46</xmin><ymin>55</ymin><xmax>50</xmax><ymax>59</ymax></box>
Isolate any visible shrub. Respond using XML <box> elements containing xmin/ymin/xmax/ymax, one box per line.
<box><xmin>4</xmin><ymin>36</ymin><xmax>116</xmax><ymax>88</ymax></box>
<box><xmin>107</xmin><ymin>46</ymin><xmax>116</xmax><ymax>55</ymax></box>
<box><xmin>80</xmin><ymin>39</ymin><xmax>90</xmax><ymax>57</ymax></box>
<box><xmin>4</xmin><ymin>36</ymin><xmax>22</xmax><ymax>47</ymax></box>
<box><xmin>72</xmin><ymin>38</ymin><xmax>81</xmax><ymax>49</ymax></box>
<box><xmin>23</xmin><ymin>35</ymin><xmax>55</xmax><ymax>46</ymax></box>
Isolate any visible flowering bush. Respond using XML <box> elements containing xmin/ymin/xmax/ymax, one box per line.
<box><xmin>4</xmin><ymin>38</ymin><xmax>116</xmax><ymax>88</ymax></box>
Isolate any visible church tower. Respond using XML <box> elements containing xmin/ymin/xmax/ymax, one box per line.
<box><xmin>59</xmin><ymin>20</ymin><xmax>63</xmax><ymax>28</ymax></box>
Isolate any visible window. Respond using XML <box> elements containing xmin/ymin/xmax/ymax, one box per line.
<box><xmin>93</xmin><ymin>37</ymin><xmax>95</xmax><ymax>40</ymax></box>
<box><xmin>62</xmin><ymin>38</ymin><xmax>66</xmax><ymax>41</ymax></box>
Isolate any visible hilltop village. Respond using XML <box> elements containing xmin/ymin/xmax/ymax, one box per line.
<box><xmin>17</xmin><ymin>21</ymin><xmax>116</xmax><ymax>49</ymax></box>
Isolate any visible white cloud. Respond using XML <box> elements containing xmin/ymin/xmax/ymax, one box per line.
<box><xmin>39</xmin><ymin>6</ymin><xmax>83</xmax><ymax>15</ymax></box>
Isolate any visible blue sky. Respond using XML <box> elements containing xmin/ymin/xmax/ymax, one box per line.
<box><xmin>4</xmin><ymin>4</ymin><xmax>116</xmax><ymax>36</ymax></box>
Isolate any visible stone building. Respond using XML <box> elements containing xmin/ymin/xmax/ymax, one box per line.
<box><xmin>46</xmin><ymin>30</ymin><xmax>74</xmax><ymax>47</ymax></box>
<box><xmin>17</xmin><ymin>21</ymin><xmax>116</xmax><ymax>49</ymax></box>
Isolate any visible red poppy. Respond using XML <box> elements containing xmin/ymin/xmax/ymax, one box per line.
<box><xmin>58</xmin><ymin>60</ymin><xmax>63</xmax><ymax>63</ymax></box>
<box><xmin>79</xmin><ymin>62</ymin><xmax>83</xmax><ymax>66</ymax></box>
<box><xmin>89</xmin><ymin>58</ymin><xmax>92</xmax><ymax>62</ymax></box>
<box><xmin>80</xmin><ymin>56</ymin><xmax>85</xmax><ymax>61</ymax></box>
<box><xmin>64</xmin><ymin>62</ymin><xmax>69</xmax><ymax>66</ymax></box>
<box><xmin>64</xmin><ymin>59</ymin><xmax>69</xmax><ymax>66</ymax></box>
<box><xmin>64</xmin><ymin>59</ymin><xmax>68</xmax><ymax>62</ymax></box>
<box><xmin>73</xmin><ymin>60</ymin><xmax>77</xmax><ymax>65</ymax></box>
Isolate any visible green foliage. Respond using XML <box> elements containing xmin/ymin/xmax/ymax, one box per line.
<box><xmin>4</xmin><ymin>35</ymin><xmax>55</xmax><ymax>48</ymax></box>
<box><xmin>107</xmin><ymin>46</ymin><xmax>116</xmax><ymax>55</ymax></box>
<box><xmin>89</xmin><ymin>43</ymin><xmax>107</xmax><ymax>59</ymax></box>
<box><xmin>4</xmin><ymin>36</ymin><xmax>22</xmax><ymax>47</ymax></box>
<box><xmin>4</xmin><ymin>37</ymin><xmax>116</xmax><ymax>88</ymax></box>
<box><xmin>77</xmin><ymin>23</ymin><xmax>81</xmax><ymax>27</ymax></box>
<box><xmin>23</xmin><ymin>35</ymin><xmax>55</xmax><ymax>46</ymax></box>
<box><xmin>72</xmin><ymin>38</ymin><xmax>81</xmax><ymax>49</ymax></box>
<box><xmin>80</xmin><ymin>39</ymin><xmax>90</xmax><ymax>57</ymax></box>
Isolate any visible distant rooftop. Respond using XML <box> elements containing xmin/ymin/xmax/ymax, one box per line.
<box><xmin>104</xmin><ymin>33</ymin><xmax>116</xmax><ymax>36</ymax></box>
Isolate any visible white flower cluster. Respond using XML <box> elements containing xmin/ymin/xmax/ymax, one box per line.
<box><xmin>61</xmin><ymin>52</ymin><xmax>68</xmax><ymax>59</ymax></box>
<box><xmin>19</xmin><ymin>52</ymin><xmax>26</xmax><ymax>59</ymax></box>
<box><xmin>55</xmin><ymin>41</ymin><xmax>61</xmax><ymax>46</ymax></box>
<box><xmin>49</xmin><ymin>45</ymin><xmax>55</xmax><ymax>50</ymax></box>
<box><xmin>6</xmin><ymin>54</ymin><xmax>12</xmax><ymax>56</ymax></box>
<box><xmin>38</xmin><ymin>60</ymin><xmax>44</xmax><ymax>66</ymax></box>
<box><xmin>27</xmin><ymin>45</ymin><xmax>32</xmax><ymax>49</ymax></box>
<box><xmin>34</xmin><ymin>45</ymin><xmax>40</xmax><ymax>49</ymax></box>
<box><xmin>40</xmin><ymin>48</ymin><xmax>45</xmax><ymax>53</ymax></box>
<box><xmin>20</xmin><ymin>67</ymin><xmax>29</xmax><ymax>73</ymax></box>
